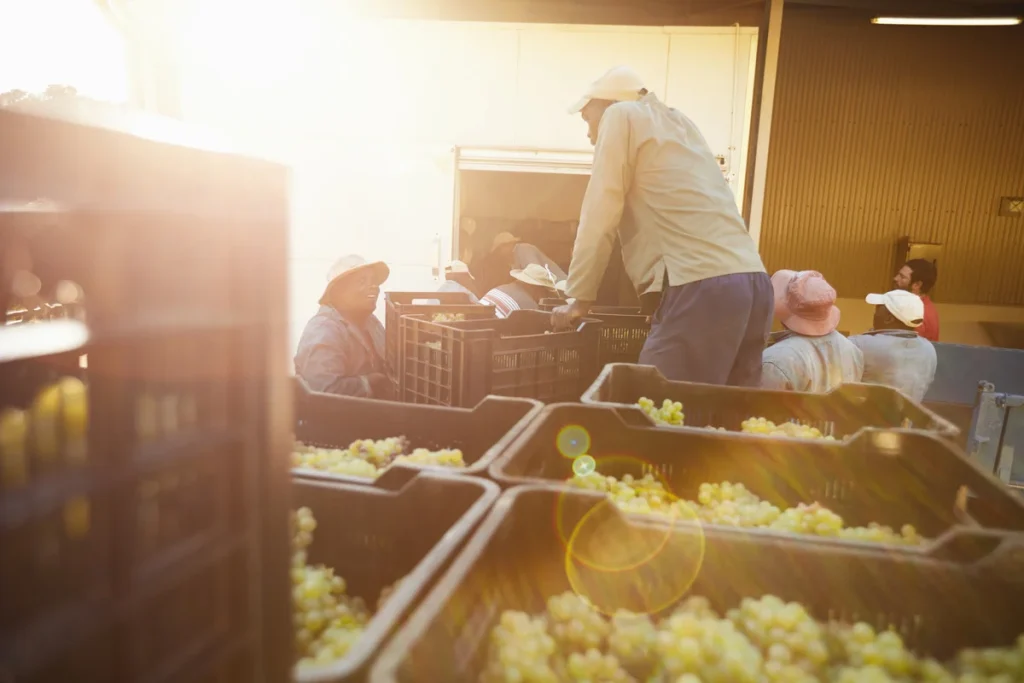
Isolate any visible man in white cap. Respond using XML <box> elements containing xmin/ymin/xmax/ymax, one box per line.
<box><xmin>436</xmin><ymin>260</ymin><xmax>480</xmax><ymax>302</ymax></box>
<box><xmin>849</xmin><ymin>290</ymin><xmax>937</xmax><ymax>402</ymax></box>
<box><xmin>762</xmin><ymin>270</ymin><xmax>863</xmax><ymax>392</ymax></box>
<box><xmin>294</xmin><ymin>255</ymin><xmax>393</xmax><ymax>399</ymax></box>
<box><xmin>552</xmin><ymin>66</ymin><xmax>772</xmax><ymax>386</ymax></box>
<box><xmin>481</xmin><ymin>263</ymin><xmax>561</xmax><ymax>318</ymax></box>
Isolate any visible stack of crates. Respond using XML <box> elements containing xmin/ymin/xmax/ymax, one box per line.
<box><xmin>399</xmin><ymin>310</ymin><xmax>603</xmax><ymax>407</ymax></box>
<box><xmin>0</xmin><ymin>108</ymin><xmax>292</xmax><ymax>682</ymax></box>
<box><xmin>382</xmin><ymin>292</ymin><xmax>494</xmax><ymax>397</ymax></box>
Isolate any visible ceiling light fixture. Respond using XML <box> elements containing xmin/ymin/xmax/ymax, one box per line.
<box><xmin>871</xmin><ymin>16</ymin><xmax>1022</xmax><ymax>26</ymax></box>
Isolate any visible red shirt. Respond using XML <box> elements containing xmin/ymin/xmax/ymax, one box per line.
<box><xmin>917</xmin><ymin>294</ymin><xmax>940</xmax><ymax>342</ymax></box>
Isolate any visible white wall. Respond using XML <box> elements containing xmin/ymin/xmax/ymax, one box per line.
<box><xmin>175</xmin><ymin>19</ymin><xmax>758</xmax><ymax>356</ymax></box>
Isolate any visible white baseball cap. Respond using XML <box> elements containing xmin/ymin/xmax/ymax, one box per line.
<box><xmin>865</xmin><ymin>290</ymin><xmax>925</xmax><ymax>328</ymax></box>
<box><xmin>568</xmin><ymin>66</ymin><xmax>647</xmax><ymax>114</ymax></box>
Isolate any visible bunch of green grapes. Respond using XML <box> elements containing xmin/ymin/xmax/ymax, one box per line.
<box><xmin>292</xmin><ymin>437</ymin><xmax>466</xmax><ymax>479</ymax></box>
<box><xmin>481</xmin><ymin>591</ymin><xmax>1024</xmax><ymax>683</ymax></box>
<box><xmin>741</xmin><ymin>417</ymin><xmax>837</xmax><ymax>441</ymax></box>
<box><xmin>568</xmin><ymin>470</ymin><xmax>925</xmax><ymax>546</ymax></box>
<box><xmin>727</xmin><ymin>596</ymin><xmax>829</xmax><ymax>681</ymax></box>
<box><xmin>481</xmin><ymin>610</ymin><xmax>560</xmax><ymax>683</ymax></box>
<box><xmin>291</xmin><ymin>507</ymin><xmax>406</xmax><ymax>670</ymax></box>
<box><xmin>291</xmin><ymin>507</ymin><xmax>371</xmax><ymax>668</ymax></box>
<box><xmin>432</xmin><ymin>313</ymin><xmax>466</xmax><ymax>323</ymax></box>
<box><xmin>395</xmin><ymin>447</ymin><xmax>466</xmax><ymax>468</ymax></box>
<box><xmin>636</xmin><ymin>397</ymin><xmax>684</xmax><ymax>426</ymax></box>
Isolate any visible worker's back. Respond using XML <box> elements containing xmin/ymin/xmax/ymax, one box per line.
<box><xmin>761</xmin><ymin>331</ymin><xmax>864</xmax><ymax>393</ymax></box>
<box><xmin>607</xmin><ymin>93</ymin><xmax>765</xmax><ymax>294</ymax></box>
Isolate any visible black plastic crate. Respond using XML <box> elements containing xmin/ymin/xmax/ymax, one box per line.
<box><xmin>489</xmin><ymin>402</ymin><xmax>1024</xmax><ymax>550</ymax></box>
<box><xmin>292</xmin><ymin>376</ymin><xmax>542</xmax><ymax>480</ymax></box>
<box><xmin>538</xmin><ymin>298</ymin><xmax>642</xmax><ymax>316</ymax></box>
<box><xmin>0</xmin><ymin>108</ymin><xmax>292</xmax><ymax>683</ymax></box>
<box><xmin>399</xmin><ymin>310</ymin><xmax>603</xmax><ymax>407</ymax></box>
<box><xmin>291</xmin><ymin>471</ymin><xmax>499</xmax><ymax>682</ymax></box>
<box><xmin>582</xmin><ymin>363</ymin><xmax>960</xmax><ymax>440</ymax></box>
<box><xmin>370</xmin><ymin>485</ymin><xmax>1024</xmax><ymax>683</ymax></box>
<box><xmin>383</xmin><ymin>291</ymin><xmax>495</xmax><ymax>387</ymax></box>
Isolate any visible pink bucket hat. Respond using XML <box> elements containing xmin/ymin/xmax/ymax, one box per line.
<box><xmin>771</xmin><ymin>269</ymin><xmax>841</xmax><ymax>337</ymax></box>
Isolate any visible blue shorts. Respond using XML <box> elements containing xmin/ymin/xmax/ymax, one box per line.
<box><xmin>638</xmin><ymin>272</ymin><xmax>773</xmax><ymax>387</ymax></box>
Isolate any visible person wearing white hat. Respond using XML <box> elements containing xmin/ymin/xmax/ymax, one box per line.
<box><xmin>481</xmin><ymin>263</ymin><xmax>561</xmax><ymax>319</ymax></box>
<box><xmin>294</xmin><ymin>255</ymin><xmax>393</xmax><ymax>399</ymax></box>
<box><xmin>849</xmin><ymin>290</ymin><xmax>937</xmax><ymax>402</ymax></box>
<box><xmin>552</xmin><ymin>66</ymin><xmax>772</xmax><ymax>386</ymax></box>
<box><xmin>476</xmin><ymin>231</ymin><xmax>568</xmax><ymax>295</ymax></box>
<box><xmin>436</xmin><ymin>260</ymin><xmax>481</xmax><ymax>302</ymax></box>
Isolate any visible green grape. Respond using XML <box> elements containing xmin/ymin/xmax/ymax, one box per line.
<box><xmin>290</xmin><ymin>507</ymin><xmax>404</xmax><ymax>669</ymax></box>
<box><xmin>608</xmin><ymin>610</ymin><xmax>658</xmax><ymax>670</ymax></box>
<box><xmin>637</xmin><ymin>397</ymin><xmax>685</xmax><ymax>426</ymax></box>
<box><xmin>827</xmin><ymin>622</ymin><xmax>918</xmax><ymax>679</ymax></box>
<box><xmin>547</xmin><ymin>591</ymin><xmax>611</xmax><ymax>653</ymax></box>
<box><xmin>655</xmin><ymin>612</ymin><xmax>763</xmax><ymax>682</ymax></box>
<box><xmin>482</xmin><ymin>611</ymin><xmax>559</xmax><ymax>683</ymax></box>
<box><xmin>432</xmin><ymin>313</ymin><xmax>466</xmax><ymax>323</ymax></box>
<box><xmin>740</xmin><ymin>417</ymin><xmax>837</xmax><ymax>441</ymax></box>
<box><xmin>727</xmin><ymin>596</ymin><xmax>829</xmax><ymax>680</ymax></box>
<box><xmin>566</xmin><ymin>469</ymin><xmax>925</xmax><ymax>547</ymax></box>
<box><xmin>292</xmin><ymin>437</ymin><xmax>466</xmax><ymax>479</ymax></box>
<box><xmin>562</xmin><ymin>648</ymin><xmax>635</xmax><ymax>682</ymax></box>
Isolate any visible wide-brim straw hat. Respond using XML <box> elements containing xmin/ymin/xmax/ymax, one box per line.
<box><xmin>319</xmin><ymin>255</ymin><xmax>390</xmax><ymax>305</ymax></box>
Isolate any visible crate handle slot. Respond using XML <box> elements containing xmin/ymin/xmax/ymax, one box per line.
<box><xmin>612</xmin><ymin>406</ymin><xmax>659</xmax><ymax>428</ymax></box>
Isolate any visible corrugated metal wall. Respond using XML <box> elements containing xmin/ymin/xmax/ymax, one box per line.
<box><xmin>760</xmin><ymin>7</ymin><xmax>1024</xmax><ymax>305</ymax></box>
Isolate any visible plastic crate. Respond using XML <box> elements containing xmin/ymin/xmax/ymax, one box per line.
<box><xmin>0</xmin><ymin>108</ymin><xmax>292</xmax><ymax>683</ymax></box>
<box><xmin>369</xmin><ymin>485</ymin><xmax>1024</xmax><ymax>683</ymax></box>
<box><xmin>292</xmin><ymin>376</ymin><xmax>542</xmax><ymax>480</ymax></box>
<box><xmin>291</xmin><ymin>471</ymin><xmax>499</xmax><ymax>682</ymax></box>
<box><xmin>489</xmin><ymin>402</ymin><xmax>1024</xmax><ymax>550</ymax></box>
<box><xmin>383</xmin><ymin>291</ymin><xmax>495</xmax><ymax>386</ymax></box>
<box><xmin>399</xmin><ymin>310</ymin><xmax>603</xmax><ymax>407</ymax></box>
<box><xmin>538</xmin><ymin>298</ymin><xmax>642</xmax><ymax>315</ymax></box>
<box><xmin>582</xmin><ymin>363</ymin><xmax>960</xmax><ymax>440</ymax></box>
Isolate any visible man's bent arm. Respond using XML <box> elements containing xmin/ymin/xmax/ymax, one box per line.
<box><xmin>564</xmin><ymin>106</ymin><xmax>633</xmax><ymax>302</ymax></box>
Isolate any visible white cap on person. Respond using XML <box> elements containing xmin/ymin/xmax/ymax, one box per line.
<box><xmin>568</xmin><ymin>66</ymin><xmax>647</xmax><ymax>114</ymax></box>
<box><xmin>865</xmin><ymin>290</ymin><xmax>925</xmax><ymax>328</ymax></box>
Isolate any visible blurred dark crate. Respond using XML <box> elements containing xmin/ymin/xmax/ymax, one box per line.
<box><xmin>383</xmin><ymin>291</ymin><xmax>495</xmax><ymax>392</ymax></box>
<box><xmin>537</xmin><ymin>300</ymin><xmax>650</xmax><ymax>372</ymax></box>
<box><xmin>292</xmin><ymin>376</ymin><xmax>542</xmax><ymax>482</ymax></box>
<box><xmin>489</xmin><ymin>402</ymin><xmax>1024</xmax><ymax>551</ymax></box>
<box><xmin>0</xmin><ymin>108</ymin><xmax>292</xmax><ymax>683</ymax></box>
<box><xmin>582</xmin><ymin>363</ymin><xmax>960</xmax><ymax>440</ymax></box>
<box><xmin>292</xmin><ymin>472</ymin><xmax>499</xmax><ymax>682</ymax></box>
<box><xmin>399</xmin><ymin>310</ymin><xmax>602</xmax><ymax>407</ymax></box>
<box><xmin>370</xmin><ymin>485</ymin><xmax>1024</xmax><ymax>682</ymax></box>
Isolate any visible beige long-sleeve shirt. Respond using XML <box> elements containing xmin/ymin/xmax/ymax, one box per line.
<box><xmin>564</xmin><ymin>93</ymin><xmax>765</xmax><ymax>302</ymax></box>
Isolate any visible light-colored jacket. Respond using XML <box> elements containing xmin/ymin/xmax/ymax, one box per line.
<box><xmin>564</xmin><ymin>92</ymin><xmax>765</xmax><ymax>302</ymax></box>
<box><xmin>849</xmin><ymin>330</ymin><xmax>937</xmax><ymax>402</ymax></box>
<box><xmin>762</xmin><ymin>331</ymin><xmax>864</xmax><ymax>393</ymax></box>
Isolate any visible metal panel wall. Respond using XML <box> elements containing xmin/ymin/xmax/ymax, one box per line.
<box><xmin>760</xmin><ymin>7</ymin><xmax>1024</xmax><ymax>305</ymax></box>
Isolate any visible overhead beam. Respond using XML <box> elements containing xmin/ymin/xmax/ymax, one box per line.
<box><xmin>743</xmin><ymin>0</ymin><xmax>783</xmax><ymax>250</ymax></box>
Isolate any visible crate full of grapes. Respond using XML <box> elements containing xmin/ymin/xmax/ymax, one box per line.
<box><xmin>290</xmin><ymin>471</ymin><xmax>498</xmax><ymax>682</ymax></box>
<box><xmin>488</xmin><ymin>402</ymin><xmax>1024</xmax><ymax>552</ymax></box>
<box><xmin>370</xmin><ymin>485</ymin><xmax>1024</xmax><ymax>683</ymax></box>
<box><xmin>291</xmin><ymin>376</ymin><xmax>542</xmax><ymax>482</ymax></box>
<box><xmin>582</xmin><ymin>363</ymin><xmax>959</xmax><ymax>441</ymax></box>
<box><xmin>399</xmin><ymin>310</ymin><xmax>603</xmax><ymax>407</ymax></box>
<box><xmin>383</xmin><ymin>292</ymin><xmax>495</xmax><ymax>391</ymax></box>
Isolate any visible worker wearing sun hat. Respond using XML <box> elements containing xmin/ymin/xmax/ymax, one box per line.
<box><xmin>481</xmin><ymin>263</ymin><xmax>560</xmax><ymax>319</ymax></box>
<box><xmin>294</xmin><ymin>255</ymin><xmax>393</xmax><ymax>399</ymax></box>
<box><xmin>436</xmin><ymin>260</ymin><xmax>481</xmax><ymax>302</ymax></box>
<box><xmin>760</xmin><ymin>270</ymin><xmax>864</xmax><ymax>392</ymax></box>
<box><xmin>553</xmin><ymin>65</ymin><xmax>772</xmax><ymax>386</ymax></box>
<box><xmin>849</xmin><ymin>290</ymin><xmax>937</xmax><ymax>402</ymax></box>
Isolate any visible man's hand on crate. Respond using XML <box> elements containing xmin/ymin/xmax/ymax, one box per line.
<box><xmin>551</xmin><ymin>299</ymin><xmax>591</xmax><ymax>330</ymax></box>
